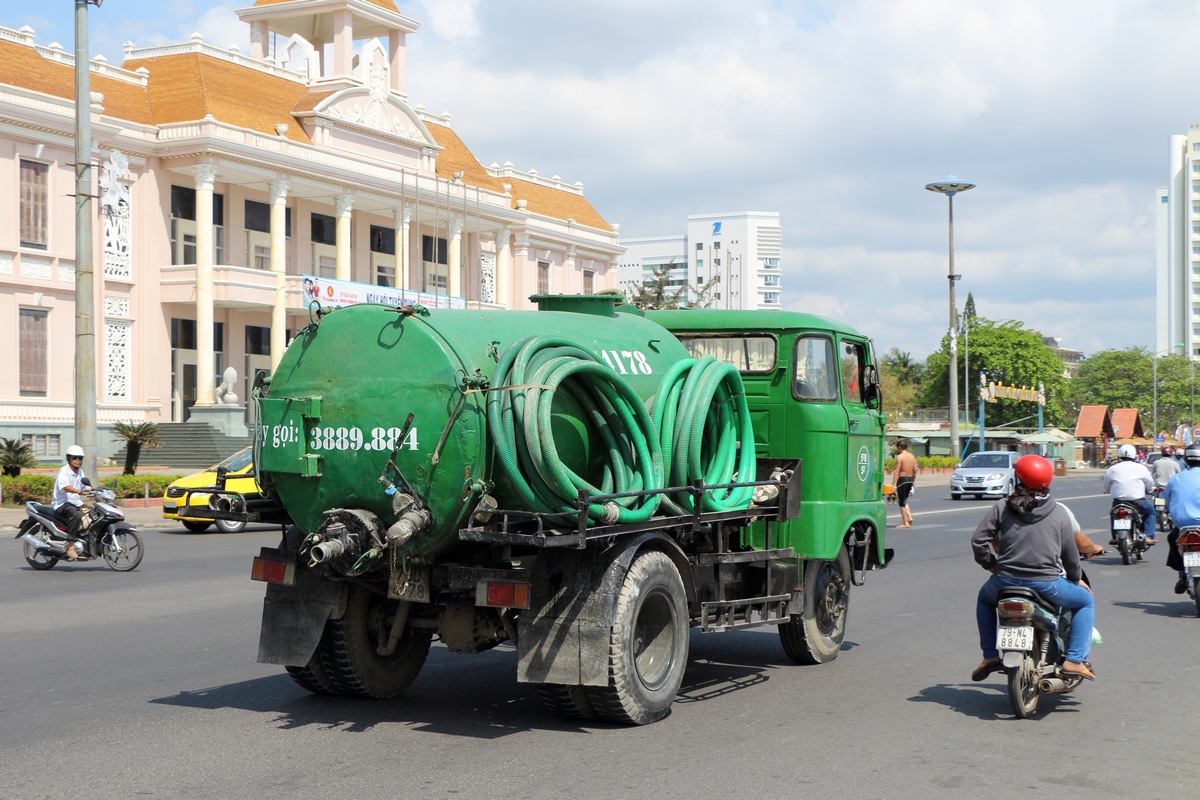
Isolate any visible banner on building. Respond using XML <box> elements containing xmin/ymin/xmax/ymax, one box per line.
<box><xmin>301</xmin><ymin>275</ymin><xmax>466</xmax><ymax>310</ymax></box>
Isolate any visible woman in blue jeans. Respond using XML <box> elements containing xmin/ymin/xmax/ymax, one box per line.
<box><xmin>970</xmin><ymin>454</ymin><xmax>1096</xmax><ymax>682</ymax></box>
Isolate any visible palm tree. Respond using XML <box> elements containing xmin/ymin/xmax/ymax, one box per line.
<box><xmin>111</xmin><ymin>422</ymin><xmax>161</xmax><ymax>475</ymax></box>
<box><xmin>0</xmin><ymin>437</ymin><xmax>37</xmax><ymax>477</ymax></box>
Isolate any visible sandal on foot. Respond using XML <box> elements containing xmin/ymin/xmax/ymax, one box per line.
<box><xmin>971</xmin><ymin>658</ymin><xmax>1002</xmax><ymax>682</ymax></box>
<box><xmin>1060</xmin><ymin>663</ymin><xmax>1095</xmax><ymax>681</ymax></box>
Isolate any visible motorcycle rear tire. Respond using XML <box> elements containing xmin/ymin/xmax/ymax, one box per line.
<box><xmin>1117</xmin><ymin>534</ymin><xmax>1131</xmax><ymax>565</ymax></box>
<box><xmin>20</xmin><ymin>521</ymin><xmax>59</xmax><ymax>571</ymax></box>
<box><xmin>1007</xmin><ymin>655</ymin><xmax>1040</xmax><ymax>718</ymax></box>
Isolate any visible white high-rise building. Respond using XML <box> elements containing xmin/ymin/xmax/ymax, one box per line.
<box><xmin>1157</xmin><ymin>132</ymin><xmax>1197</xmax><ymax>357</ymax></box>
<box><xmin>617</xmin><ymin>211</ymin><xmax>782</xmax><ymax>310</ymax></box>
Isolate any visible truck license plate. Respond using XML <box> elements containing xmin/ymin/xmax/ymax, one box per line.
<box><xmin>1113</xmin><ymin>518</ymin><xmax>1132</xmax><ymax>530</ymax></box>
<box><xmin>997</xmin><ymin>625</ymin><xmax>1033</xmax><ymax>651</ymax></box>
<box><xmin>1184</xmin><ymin>552</ymin><xmax>1200</xmax><ymax>568</ymax></box>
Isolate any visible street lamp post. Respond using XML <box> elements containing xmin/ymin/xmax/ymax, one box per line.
<box><xmin>926</xmin><ymin>176</ymin><xmax>975</xmax><ymax>461</ymax></box>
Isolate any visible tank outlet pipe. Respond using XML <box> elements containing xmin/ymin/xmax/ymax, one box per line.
<box><xmin>208</xmin><ymin>493</ymin><xmax>246</xmax><ymax>513</ymax></box>
<box><xmin>20</xmin><ymin>533</ymin><xmax>63</xmax><ymax>553</ymax></box>
<box><xmin>308</xmin><ymin>537</ymin><xmax>348</xmax><ymax>566</ymax></box>
<box><xmin>1037</xmin><ymin>677</ymin><xmax>1068</xmax><ymax>694</ymax></box>
<box><xmin>386</xmin><ymin>507</ymin><xmax>431</xmax><ymax>548</ymax></box>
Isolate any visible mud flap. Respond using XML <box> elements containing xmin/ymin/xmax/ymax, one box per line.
<box><xmin>517</xmin><ymin>533</ymin><xmax>692</xmax><ymax>687</ymax></box>
<box><xmin>257</xmin><ymin>557</ymin><xmax>347</xmax><ymax>666</ymax></box>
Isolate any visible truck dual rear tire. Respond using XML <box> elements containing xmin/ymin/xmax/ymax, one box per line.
<box><xmin>779</xmin><ymin>548</ymin><xmax>851</xmax><ymax>664</ymax></box>
<box><xmin>319</xmin><ymin>585</ymin><xmax>432</xmax><ymax>698</ymax></box>
<box><xmin>586</xmin><ymin>550</ymin><xmax>689</xmax><ymax>725</ymax></box>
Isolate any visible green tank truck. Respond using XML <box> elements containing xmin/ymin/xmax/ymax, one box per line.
<box><xmin>249</xmin><ymin>294</ymin><xmax>892</xmax><ymax>724</ymax></box>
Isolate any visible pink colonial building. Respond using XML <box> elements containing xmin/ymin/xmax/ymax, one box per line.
<box><xmin>0</xmin><ymin>0</ymin><xmax>621</xmax><ymax>462</ymax></box>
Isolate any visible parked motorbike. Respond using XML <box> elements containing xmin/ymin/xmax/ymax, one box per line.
<box><xmin>995</xmin><ymin>586</ymin><xmax>1091</xmax><ymax>718</ymax></box>
<box><xmin>1177</xmin><ymin>527</ymin><xmax>1200</xmax><ymax>617</ymax></box>
<box><xmin>1109</xmin><ymin>502</ymin><xmax>1147</xmax><ymax>565</ymax></box>
<box><xmin>15</xmin><ymin>483</ymin><xmax>144</xmax><ymax>571</ymax></box>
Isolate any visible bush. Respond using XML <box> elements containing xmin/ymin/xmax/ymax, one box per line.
<box><xmin>105</xmin><ymin>473</ymin><xmax>182</xmax><ymax>500</ymax></box>
<box><xmin>0</xmin><ymin>473</ymin><xmax>55</xmax><ymax>505</ymax></box>
<box><xmin>884</xmin><ymin>456</ymin><xmax>960</xmax><ymax>473</ymax></box>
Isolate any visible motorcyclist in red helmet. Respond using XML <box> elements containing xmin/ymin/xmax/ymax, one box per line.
<box><xmin>970</xmin><ymin>454</ymin><xmax>1097</xmax><ymax>682</ymax></box>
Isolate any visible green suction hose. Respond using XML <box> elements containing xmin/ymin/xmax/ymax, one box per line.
<box><xmin>487</xmin><ymin>335</ymin><xmax>663</xmax><ymax>524</ymax></box>
<box><xmin>651</xmin><ymin>355</ymin><xmax>757</xmax><ymax>515</ymax></box>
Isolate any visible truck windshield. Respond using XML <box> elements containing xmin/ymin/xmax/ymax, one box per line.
<box><xmin>678</xmin><ymin>335</ymin><xmax>776</xmax><ymax>374</ymax></box>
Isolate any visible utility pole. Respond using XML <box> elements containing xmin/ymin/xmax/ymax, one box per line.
<box><xmin>74</xmin><ymin>0</ymin><xmax>100</xmax><ymax>478</ymax></box>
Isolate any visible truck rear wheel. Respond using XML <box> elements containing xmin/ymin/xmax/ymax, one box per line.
<box><xmin>285</xmin><ymin>651</ymin><xmax>336</xmax><ymax>695</ymax></box>
<box><xmin>586</xmin><ymin>550</ymin><xmax>689</xmax><ymax>725</ymax></box>
<box><xmin>779</xmin><ymin>548</ymin><xmax>851</xmax><ymax>664</ymax></box>
<box><xmin>537</xmin><ymin>683</ymin><xmax>596</xmax><ymax>719</ymax></box>
<box><xmin>319</xmin><ymin>585</ymin><xmax>432</xmax><ymax>698</ymax></box>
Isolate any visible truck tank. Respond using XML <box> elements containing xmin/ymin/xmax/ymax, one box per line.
<box><xmin>254</xmin><ymin>295</ymin><xmax>697</xmax><ymax>558</ymax></box>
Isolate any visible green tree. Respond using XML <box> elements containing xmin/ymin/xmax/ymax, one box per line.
<box><xmin>111</xmin><ymin>421</ymin><xmax>161</xmax><ymax>475</ymax></box>
<box><xmin>1069</xmin><ymin>348</ymin><xmax>1195</xmax><ymax>436</ymax></box>
<box><xmin>626</xmin><ymin>261</ymin><xmax>719</xmax><ymax>310</ymax></box>
<box><xmin>0</xmin><ymin>437</ymin><xmax>37</xmax><ymax>478</ymax></box>
<box><xmin>921</xmin><ymin>318</ymin><xmax>1068</xmax><ymax>427</ymax></box>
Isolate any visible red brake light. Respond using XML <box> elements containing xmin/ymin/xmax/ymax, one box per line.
<box><xmin>1114</xmin><ymin>508</ymin><xmax>1129</xmax><ymax>519</ymax></box>
<box><xmin>251</xmin><ymin>556</ymin><xmax>295</xmax><ymax>585</ymax></box>
<box><xmin>998</xmin><ymin>599</ymin><xmax>1034</xmax><ymax>620</ymax></box>
<box><xmin>480</xmin><ymin>581</ymin><xmax>530</xmax><ymax>609</ymax></box>
<box><xmin>1178</xmin><ymin>530</ymin><xmax>1200</xmax><ymax>551</ymax></box>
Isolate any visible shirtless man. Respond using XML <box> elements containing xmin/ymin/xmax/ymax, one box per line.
<box><xmin>892</xmin><ymin>438</ymin><xmax>918</xmax><ymax>528</ymax></box>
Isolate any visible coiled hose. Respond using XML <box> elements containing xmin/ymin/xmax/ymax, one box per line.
<box><xmin>651</xmin><ymin>355</ymin><xmax>757</xmax><ymax>515</ymax></box>
<box><xmin>487</xmin><ymin>335</ymin><xmax>664</xmax><ymax>524</ymax></box>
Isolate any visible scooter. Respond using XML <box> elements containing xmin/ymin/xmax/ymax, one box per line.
<box><xmin>994</xmin><ymin>586</ymin><xmax>1091</xmax><ymax>718</ymax></box>
<box><xmin>1109</xmin><ymin>502</ymin><xmax>1148</xmax><ymax>565</ymax></box>
<box><xmin>15</xmin><ymin>481</ymin><xmax>144</xmax><ymax>572</ymax></box>
<box><xmin>1176</xmin><ymin>527</ymin><xmax>1200</xmax><ymax>617</ymax></box>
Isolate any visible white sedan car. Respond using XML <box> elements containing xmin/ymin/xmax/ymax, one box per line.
<box><xmin>950</xmin><ymin>451</ymin><xmax>1019</xmax><ymax>500</ymax></box>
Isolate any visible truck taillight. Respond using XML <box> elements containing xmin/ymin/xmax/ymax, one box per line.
<box><xmin>478</xmin><ymin>581</ymin><xmax>530</xmax><ymax>609</ymax></box>
<box><xmin>998</xmin><ymin>599</ymin><xmax>1034</xmax><ymax>621</ymax></box>
<box><xmin>251</xmin><ymin>556</ymin><xmax>295</xmax><ymax>585</ymax></box>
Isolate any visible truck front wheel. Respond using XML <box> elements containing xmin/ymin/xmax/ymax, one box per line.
<box><xmin>779</xmin><ymin>548</ymin><xmax>851</xmax><ymax>664</ymax></box>
<box><xmin>587</xmin><ymin>550</ymin><xmax>689</xmax><ymax>725</ymax></box>
<box><xmin>320</xmin><ymin>585</ymin><xmax>432</xmax><ymax>698</ymax></box>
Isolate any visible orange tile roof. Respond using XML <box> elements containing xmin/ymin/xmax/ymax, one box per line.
<box><xmin>426</xmin><ymin>121</ymin><xmax>612</xmax><ymax>232</ymax></box>
<box><xmin>1110</xmin><ymin>408</ymin><xmax>1144</xmax><ymax>439</ymax></box>
<box><xmin>0</xmin><ymin>38</ymin><xmax>155</xmax><ymax>125</ymax></box>
<box><xmin>123</xmin><ymin>52</ymin><xmax>314</xmax><ymax>144</ymax></box>
<box><xmin>1</xmin><ymin>32</ymin><xmax>607</xmax><ymax>229</ymax></box>
<box><xmin>1074</xmin><ymin>405</ymin><xmax>1113</xmax><ymax>439</ymax></box>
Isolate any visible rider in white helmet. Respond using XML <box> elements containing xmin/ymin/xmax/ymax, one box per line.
<box><xmin>1101</xmin><ymin>443</ymin><xmax>1156</xmax><ymax>545</ymax></box>
<box><xmin>52</xmin><ymin>445</ymin><xmax>90</xmax><ymax>558</ymax></box>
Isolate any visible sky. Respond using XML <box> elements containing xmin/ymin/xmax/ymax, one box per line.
<box><xmin>10</xmin><ymin>0</ymin><xmax>1195</xmax><ymax>362</ymax></box>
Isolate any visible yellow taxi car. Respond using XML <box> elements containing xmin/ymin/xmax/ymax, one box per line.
<box><xmin>163</xmin><ymin>447</ymin><xmax>261</xmax><ymax>533</ymax></box>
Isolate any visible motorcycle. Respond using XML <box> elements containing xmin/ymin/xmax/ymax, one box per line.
<box><xmin>1154</xmin><ymin>486</ymin><xmax>1171</xmax><ymax>533</ymax></box>
<box><xmin>1109</xmin><ymin>502</ymin><xmax>1148</xmax><ymax>565</ymax></box>
<box><xmin>1177</xmin><ymin>527</ymin><xmax>1200</xmax><ymax>617</ymax></box>
<box><xmin>15</xmin><ymin>482</ymin><xmax>144</xmax><ymax>572</ymax></box>
<box><xmin>995</xmin><ymin>586</ymin><xmax>1091</xmax><ymax>718</ymax></box>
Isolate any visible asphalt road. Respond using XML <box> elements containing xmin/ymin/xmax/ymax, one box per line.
<box><xmin>1</xmin><ymin>476</ymin><xmax>1197</xmax><ymax>800</ymax></box>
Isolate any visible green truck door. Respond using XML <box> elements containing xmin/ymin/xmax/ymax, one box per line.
<box><xmin>838</xmin><ymin>337</ymin><xmax>882</xmax><ymax>503</ymax></box>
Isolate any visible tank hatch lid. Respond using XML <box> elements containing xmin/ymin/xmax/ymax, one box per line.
<box><xmin>531</xmin><ymin>293</ymin><xmax>622</xmax><ymax>316</ymax></box>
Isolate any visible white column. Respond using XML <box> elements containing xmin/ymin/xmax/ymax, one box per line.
<box><xmin>389</xmin><ymin>30</ymin><xmax>407</xmax><ymax>95</ymax></box>
<box><xmin>395</xmin><ymin>206</ymin><xmax>411</xmax><ymax>289</ymax></box>
<box><xmin>249</xmin><ymin>21</ymin><xmax>270</xmax><ymax>61</ymax></box>
<box><xmin>495</xmin><ymin>226</ymin><xmax>510</xmax><ymax>309</ymax></box>
<box><xmin>269</xmin><ymin>179</ymin><xmax>290</xmax><ymax>373</ymax></box>
<box><xmin>566</xmin><ymin>245</ymin><xmax>577</xmax><ymax>292</ymax></box>
<box><xmin>333</xmin><ymin>9</ymin><xmax>354</xmax><ymax>79</ymax></box>
<box><xmin>193</xmin><ymin>163</ymin><xmax>218</xmax><ymax>406</ymax></box>
<box><xmin>448</xmin><ymin>216</ymin><xmax>463</xmax><ymax>299</ymax></box>
<box><xmin>336</xmin><ymin>194</ymin><xmax>354</xmax><ymax>281</ymax></box>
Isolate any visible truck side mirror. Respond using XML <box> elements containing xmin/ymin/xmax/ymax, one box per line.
<box><xmin>863</xmin><ymin>365</ymin><xmax>882</xmax><ymax>409</ymax></box>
